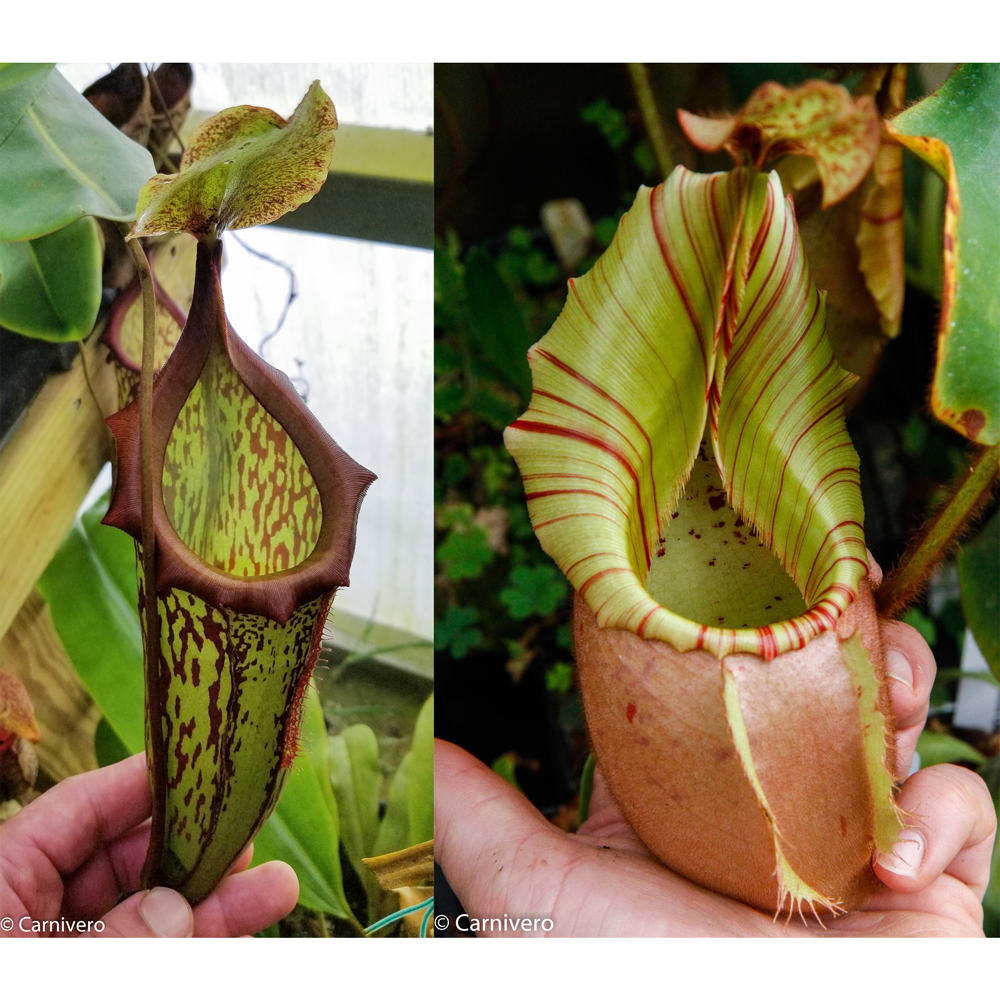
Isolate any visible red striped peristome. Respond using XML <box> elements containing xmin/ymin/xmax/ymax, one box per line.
<box><xmin>504</xmin><ymin>166</ymin><xmax>869</xmax><ymax>661</ymax></box>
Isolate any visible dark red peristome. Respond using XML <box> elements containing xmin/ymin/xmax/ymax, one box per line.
<box><xmin>103</xmin><ymin>240</ymin><xmax>376</xmax><ymax>624</ymax></box>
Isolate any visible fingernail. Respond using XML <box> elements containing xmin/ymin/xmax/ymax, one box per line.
<box><xmin>885</xmin><ymin>648</ymin><xmax>914</xmax><ymax>692</ymax></box>
<box><xmin>139</xmin><ymin>887</ymin><xmax>193</xmax><ymax>937</ymax></box>
<box><xmin>878</xmin><ymin>829</ymin><xmax>925</xmax><ymax>876</ymax></box>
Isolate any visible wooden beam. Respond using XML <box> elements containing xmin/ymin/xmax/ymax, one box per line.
<box><xmin>0</xmin><ymin>332</ymin><xmax>117</xmax><ymax>641</ymax></box>
<box><xmin>330</xmin><ymin>124</ymin><xmax>433</xmax><ymax>185</ymax></box>
<box><xmin>1</xmin><ymin>591</ymin><xmax>99</xmax><ymax>783</ymax></box>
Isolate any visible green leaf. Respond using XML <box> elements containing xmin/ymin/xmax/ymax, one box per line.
<box><xmin>500</xmin><ymin>563</ymin><xmax>569</xmax><ymax>620</ymax></box>
<box><xmin>888</xmin><ymin>64</ymin><xmax>1000</xmax><ymax>444</ymax></box>
<box><xmin>436</xmin><ymin>525</ymin><xmax>494</xmax><ymax>581</ymax></box>
<box><xmin>545</xmin><ymin>661</ymin><xmax>573</xmax><ymax>694</ymax></box>
<box><xmin>504</xmin><ymin>166</ymin><xmax>867</xmax><ymax>659</ymax></box>
<box><xmin>434</xmin><ymin>605</ymin><xmax>482</xmax><ymax>659</ymax></box>
<box><xmin>408</xmin><ymin>694</ymin><xmax>433</xmax><ymax>845</ymax></box>
<box><xmin>916</xmin><ymin>730</ymin><xmax>987</xmax><ymax>768</ymax></box>
<box><xmin>491</xmin><ymin>752</ymin><xmax>521</xmax><ymax>790</ymax></box>
<box><xmin>371</xmin><ymin>752</ymin><xmax>412</xmax><ymax>857</ymax></box>
<box><xmin>94</xmin><ymin>716</ymin><xmax>130</xmax><ymax>769</ymax></box>
<box><xmin>0</xmin><ymin>217</ymin><xmax>102</xmax><ymax>341</ymax></box>
<box><xmin>251</xmin><ymin>687</ymin><xmax>353</xmax><ymax>921</ymax></box>
<box><xmin>901</xmin><ymin>608</ymin><xmax>938</xmax><ymax>648</ymax></box>
<box><xmin>0</xmin><ymin>63</ymin><xmax>54</xmax><ymax>145</ymax></box>
<box><xmin>131</xmin><ymin>81</ymin><xmax>336</xmax><ymax>240</ymax></box>
<box><xmin>958</xmin><ymin>510</ymin><xmax>999</xmax><ymax>680</ymax></box>
<box><xmin>36</xmin><ymin>492</ymin><xmax>145</xmax><ymax>754</ymax></box>
<box><xmin>580</xmin><ymin>99</ymin><xmax>630</xmax><ymax>151</ymax></box>
<box><xmin>0</xmin><ymin>68</ymin><xmax>155</xmax><ymax>241</ymax></box>
<box><xmin>328</xmin><ymin>723</ymin><xmax>382</xmax><ymax>884</ymax></box>
<box><xmin>464</xmin><ymin>247</ymin><xmax>534</xmax><ymax>404</ymax></box>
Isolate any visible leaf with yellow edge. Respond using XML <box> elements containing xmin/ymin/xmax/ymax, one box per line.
<box><xmin>504</xmin><ymin>166</ymin><xmax>867</xmax><ymax>660</ymax></box>
<box><xmin>131</xmin><ymin>81</ymin><xmax>337</xmax><ymax>240</ymax></box>
<box><xmin>887</xmin><ymin>63</ymin><xmax>1000</xmax><ymax>444</ymax></box>
<box><xmin>679</xmin><ymin>80</ymin><xmax>880</xmax><ymax>208</ymax></box>
<box><xmin>362</xmin><ymin>839</ymin><xmax>434</xmax><ymax>891</ymax></box>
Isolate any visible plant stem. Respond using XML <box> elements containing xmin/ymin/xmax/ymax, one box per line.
<box><xmin>118</xmin><ymin>222</ymin><xmax>167</xmax><ymax>888</ymax></box>
<box><xmin>627</xmin><ymin>63</ymin><xmax>674</xmax><ymax>181</ymax></box>
<box><xmin>877</xmin><ymin>442</ymin><xmax>1000</xmax><ymax>617</ymax></box>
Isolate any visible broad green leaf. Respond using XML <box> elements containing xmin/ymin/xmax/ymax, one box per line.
<box><xmin>464</xmin><ymin>247</ymin><xmax>535</xmax><ymax>405</ymax></box>
<box><xmin>887</xmin><ymin>64</ymin><xmax>1000</xmax><ymax>444</ymax></box>
<box><xmin>131</xmin><ymin>81</ymin><xmax>337</xmax><ymax>240</ymax></box>
<box><xmin>328</xmin><ymin>724</ymin><xmax>382</xmax><ymax>878</ymax></box>
<box><xmin>0</xmin><ymin>63</ymin><xmax>54</xmax><ymax>145</ymax></box>
<box><xmin>504</xmin><ymin>166</ymin><xmax>867</xmax><ymax>660</ymax></box>
<box><xmin>0</xmin><ymin>217</ymin><xmax>102</xmax><ymax>341</ymax></box>
<box><xmin>958</xmin><ymin>510</ymin><xmax>999</xmax><ymax>680</ymax></box>
<box><xmin>251</xmin><ymin>686</ymin><xmax>354</xmax><ymax>921</ymax></box>
<box><xmin>408</xmin><ymin>694</ymin><xmax>433</xmax><ymax>845</ymax></box>
<box><xmin>678</xmin><ymin>80</ymin><xmax>880</xmax><ymax>208</ymax></box>
<box><xmin>94</xmin><ymin>716</ymin><xmax>130</xmax><ymax>769</ymax></box>
<box><xmin>36</xmin><ymin>492</ymin><xmax>145</xmax><ymax>754</ymax></box>
<box><xmin>916</xmin><ymin>730</ymin><xmax>987</xmax><ymax>768</ymax></box>
<box><xmin>371</xmin><ymin>752</ymin><xmax>412</xmax><ymax>857</ymax></box>
<box><xmin>0</xmin><ymin>68</ymin><xmax>155</xmax><ymax>241</ymax></box>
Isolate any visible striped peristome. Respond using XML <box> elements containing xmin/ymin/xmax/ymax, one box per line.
<box><xmin>504</xmin><ymin>166</ymin><xmax>868</xmax><ymax>660</ymax></box>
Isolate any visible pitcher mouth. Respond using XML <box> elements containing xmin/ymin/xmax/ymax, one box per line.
<box><xmin>505</xmin><ymin>167</ymin><xmax>869</xmax><ymax>661</ymax></box>
<box><xmin>623</xmin><ymin>435</ymin><xmax>864</xmax><ymax>660</ymax></box>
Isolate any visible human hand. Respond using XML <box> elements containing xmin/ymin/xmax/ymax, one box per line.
<box><xmin>0</xmin><ymin>752</ymin><xmax>298</xmax><ymax>937</ymax></box>
<box><xmin>435</xmin><ymin>622</ymin><xmax>996</xmax><ymax>936</ymax></box>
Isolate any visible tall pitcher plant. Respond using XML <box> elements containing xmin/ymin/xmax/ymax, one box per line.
<box><xmin>102</xmin><ymin>82</ymin><xmax>375</xmax><ymax>903</ymax></box>
<box><xmin>504</xmin><ymin>89</ymin><xmax>910</xmax><ymax>916</ymax></box>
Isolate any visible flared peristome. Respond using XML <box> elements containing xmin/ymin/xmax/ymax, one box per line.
<box><xmin>505</xmin><ymin>167</ymin><xmax>868</xmax><ymax>660</ymax></box>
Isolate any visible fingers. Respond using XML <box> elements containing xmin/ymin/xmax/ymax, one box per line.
<box><xmin>78</xmin><ymin>860</ymin><xmax>297</xmax><ymax>938</ymax></box>
<box><xmin>880</xmin><ymin>621</ymin><xmax>936</xmax><ymax>778</ymax></box>
<box><xmin>191</xmin><ymin>861</ymin><xmax>299</xmax><ymax>937</ymax></box>
<box><xmin>79</xmin><ymin>886</ymin><xmax>193</xmax><ymax>938</ymax></box>
<box><xmin>2</xmin><ymin>752</ymin><xmax>151</xmax><ymax>879</ymax></box>
<box><xmin>875</xmin><ymin>763</ymin><xmax>997</xmax><ymax>902</ymax></box>
<box><xmin>60</xmin><ymin>821</ymin><xmax>150</xmax><ymax>919</ymax></box>
<box><xmin>434</xmin><ymin>739</ymin><xmax>561</xmax><ymax>911</ymax></box>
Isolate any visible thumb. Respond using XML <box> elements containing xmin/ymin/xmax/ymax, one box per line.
<box><xmin>434</xmin><ymin>739</ymin><xmax>563</xmax><ymax>911</ymax></box>
<box><xmin>82</xmin><ymin>886</ymin><xmax>194</xmax><ymax>938</ymax></box>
